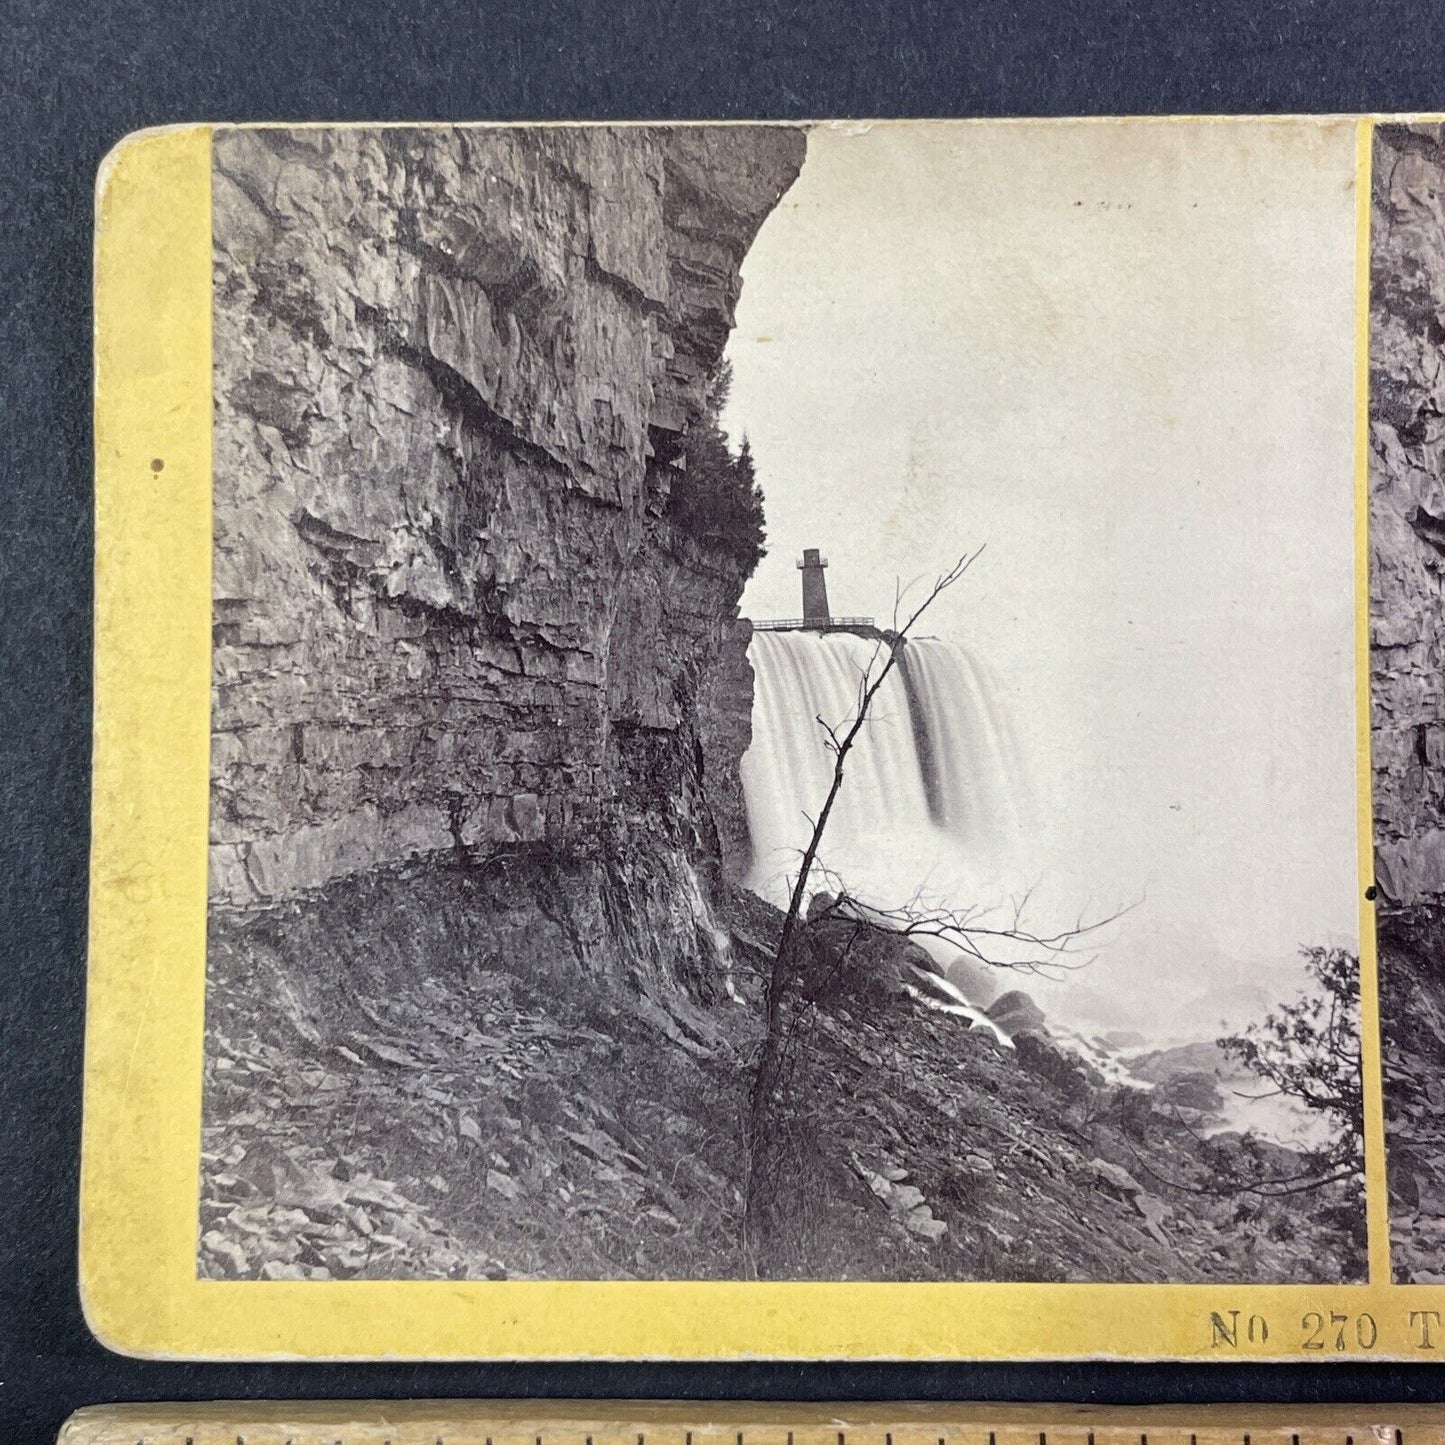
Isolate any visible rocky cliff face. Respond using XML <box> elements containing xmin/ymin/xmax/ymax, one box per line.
<box><xmin>695</xmin><ymin>617</ymin><xmax>756</xmax><ymax>881</ymax></box>
<box><xmin>1371</xmin><ymin>123</ymin><xmax>1445</xmax><ymax>922</ymax></box>
<box><xmin>207</xmin><ymin>125</ymin><xmax>800</xmax><ymax>995</ymax></box>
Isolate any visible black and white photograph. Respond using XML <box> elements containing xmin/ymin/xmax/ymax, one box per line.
<box><xmin>1369</xmin><ymin>121</ymin><xmax>1445</xmax><ymax>1286</ymax></box>
<box><xmin>199</xmin><ymin>119</ymin><xmax>1368</xmax><ymax>1285</ymax></box>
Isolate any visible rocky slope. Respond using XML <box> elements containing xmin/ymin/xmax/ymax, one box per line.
<box><xmin>201</xmin><ymin>872</ymin><xmax>1365</xmax><ymax>1282</ymax></box>
<box><xmin>207</xmin><ymin>126</ymin><xmax>802</xmax><ymax>1004</ymax></box>
<box><xmin>1378</xmin><ymin>919</ymin><xmax>1445</xmax><ymax>1282</ymax></box>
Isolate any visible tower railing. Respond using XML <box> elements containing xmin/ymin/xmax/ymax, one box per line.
<box><xmin>750</xmin><ymin>616</ymin><xmax>876</xmax><ymax>632</ymax></box>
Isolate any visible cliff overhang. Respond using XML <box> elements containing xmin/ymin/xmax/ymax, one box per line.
<box><xmin>207</xmin><ymin>123</ymin><xmax>804</xmax><ymax>992</ymax></box>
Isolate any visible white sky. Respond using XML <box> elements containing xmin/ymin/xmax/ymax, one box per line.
<box><xmin>724</xmin><ymin>119</ymin><xmax>1362</xmax><ymax>1018</ymax></box>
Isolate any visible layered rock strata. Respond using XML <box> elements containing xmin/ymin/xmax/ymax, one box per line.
<box><xmin>207</xmin><ymin>125</ymin><xmax>802</xmax><ymax>994</ymax></box>
<box><xmin>1371</xmin><ymin>123</ymin><xmax>1445</xmax><ymax>920</ymax></box>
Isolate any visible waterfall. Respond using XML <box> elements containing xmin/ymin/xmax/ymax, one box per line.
<box><xmin>737</xmin><ymin>630</ymin><xmax>1320</xmax><ymax>1126</ymax></box>
<box><xmin>740</xmin><ymin>629</ymin><xmax>1026</xmax><ymax>923</ymax></box>
<box><xmin>743</xmin><ymin>631</ymin><xmax>932</xmax><ymax>881</ymax></box>
<box><xmin>896</xmin><ymin>636</ymin><xmax>1026</xmax><ymax>851</ymax></box>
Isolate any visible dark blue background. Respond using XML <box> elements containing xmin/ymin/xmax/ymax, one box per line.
<box><xmin>3</xmin><ymin>0</ymin><xmax>1444</xmax><ymax>1439</ymax></box>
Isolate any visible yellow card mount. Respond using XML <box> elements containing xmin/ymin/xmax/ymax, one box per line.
<box><xmin>84</xmin><ymin>115</ymin><xmax>1445</xmax><ymax>1361</ymax></box>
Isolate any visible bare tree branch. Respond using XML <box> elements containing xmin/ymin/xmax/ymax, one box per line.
<box><xmin>747</xmin><ymin>547</ymin><xmax>1089</xmax><ymax>1262</ymax></box>
<box><xmin>803</xmin><ymin>886</ymin><xmax>1133</xmax><ymax>980</ymax></box>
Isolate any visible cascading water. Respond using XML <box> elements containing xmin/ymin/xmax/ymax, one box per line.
<box><xmin>737</xmin><ymin>628</ymin><xmax>1332</xmax><ymax>1149</ymax></box>
<box><xmin>897</xmin><ymin>637</ymin><xmax>1028</xmax><ymax>851</ymax></box>
<box><xmin>736</xmin><ymin>627</ymin><xmax>1345</xmax><ymax>1154</ymax></box>
<box><xmin>743</xmin><ymin>631</ymin><xmax>932</xmax><ymax>887</ymax></box>
<box><xmin>740</xmin><ymin>629</ymin><xmax>1026</xmax><ymax>920</ymax></box>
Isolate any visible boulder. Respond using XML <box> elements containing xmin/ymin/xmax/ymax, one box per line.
<box><xmin>1154</xmin><ymin>1068</ymin><xmax>1224</xmax><ymax>1113</ymax></box>
<box><xmin>1134</xmin><ymin>1191</ymin><xmax>1171</xmax><ymax>1247</ymax></box>
<box><xmin>942</xmin><ymin>955</ymin><xmax>1001</xmax><ymax>1008</ymax></box>
<box><xmin>1101</xmin><ymin>1029</ymin><xmax>1147</xmax><ymax>1051</ymax></box>
<box><xmin>987</xmin><ymin>989</ymin><xmax>1047</xmax><ymax>1037</ymax></box>
<box><xmin>804</xmin><ymin>911</ymin><xmax>939</xmax><ymax>1007</ymax></box>
<box><xmin>1014</xmin><ymin>1031</ymin><xmax>1096</xmax><ymax>1100</ymax></box>
<box><xmin>807</xmin><ymin>891</ymin><xmax>837</xmax><ymax>922</ymax></box>
<box><xmin>1089</xmin><ymin>1158</ymin><xmax>1145</xmax><ymax>1197</ymax></box>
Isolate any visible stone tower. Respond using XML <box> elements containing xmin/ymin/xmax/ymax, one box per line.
<box><xmin>797</xmin><ymin>547</ymin><xmax>831</xmax><ymax>626</ymax></box>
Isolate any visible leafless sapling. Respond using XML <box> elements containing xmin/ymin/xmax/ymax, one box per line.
<box><xmin>740</xmin><ymin>550</ymin><xmax>1123</xmax><ymax>1258</ymax></box>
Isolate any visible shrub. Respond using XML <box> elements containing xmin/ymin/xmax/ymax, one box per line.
<box><xmin>1220</xmin><ymin>945</ymin><xmax>1363</xmax><ymax>1178</ymax></box>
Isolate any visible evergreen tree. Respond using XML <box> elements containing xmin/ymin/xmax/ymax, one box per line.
<box><xmin>666</xmin><ymin>366</ymin><xmax>767</xmax><ymax>571</ymax></box>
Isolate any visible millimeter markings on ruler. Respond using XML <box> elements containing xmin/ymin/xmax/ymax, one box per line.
<box><xmin>53</xmin><ymin>1402</ymin><xmax>1444</xmax><ymax>1445</ymax></box>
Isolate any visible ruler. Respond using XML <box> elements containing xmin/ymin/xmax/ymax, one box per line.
<box><xmin>53</xmin><ymin>1402</ymin><xmax>1442</xmax><ymax>1445</ymax></box>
